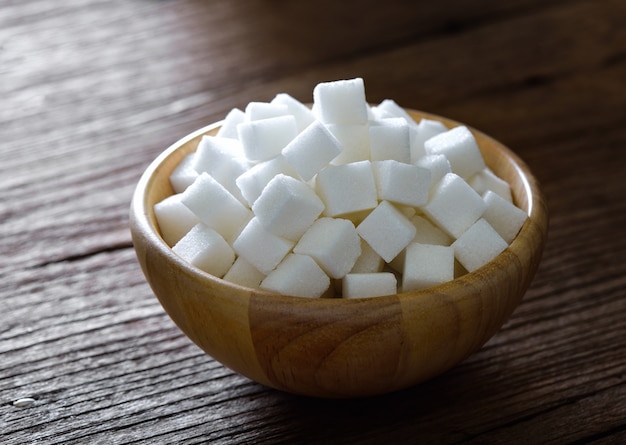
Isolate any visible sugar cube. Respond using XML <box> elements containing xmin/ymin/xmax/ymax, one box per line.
<box><xmin>388</xmin><ymin>213</ymin><xmax>453</xmax><ymax>272</ymax></box>
<box><xmin>402</xmin><ymin>243</ymin><xmax>454</xmax><ymax>292</ymax></box>
<box><xmin>252</xmin><ymin>174</ymin><xmax>324</xmax><ymax>241</ymax></box>
<box><xmin>411</xmin><ymin>118</ymin><xmax>448</xmax><ymax>163</ymax></box>
<box><xmin>372</xmin><ymin>160</ymin><xmax>431</xmax><ymax>207</ymax></box>
<box><xmin>422</xmin><ymin>173</ymin><xmax>487</xmax><ymax>239</ymax></box>
<box><xmin>313</xmin><ymin>78</ymin><xmax>369</xmax><ymax>125</ymax></box>
<box><xmin>326</xmin><ymin>123</ymin><xmax>371</xmax><ymax>165</ymax></box>
<box><xmin>398</xmin><ymin>205</ymin><xmax>417</xmax><ymax>219</ymax></box>
<box><xmin>191</xmin><ymin>135</ymin><xmax>249</xmax><ymax>204</ymax></box>
<box><xmin>216</xmin><ymin>108</ymin><xmax>245</xmax><ymax>139</ymax></box>
<box><xmin>342</xmin><ymin>273</ymin><xmax>397</xmax><ymax>298</ymax></box>
<box><xmin>192</xmin><ymin>136</ymin><xmax>246</xmax><ymax>171</ymax></box>
<box><xmin>181</xmin><ymin>172</ymin><xmax>252</xmax><ymax>243</ymax></box>
<box><xmin>282</xmin><ymin>121</ymin><xmax>342</xmax><ymax>181</ymax></box>
<box><xmin>237</xmin><ymin>115</ymin><xmax>298</xmax><ymax>161</ymax></box>
<box><xmin>482</xmin><ymin>190</ymin><xmax>528</xmax><ymax>243</ymax></box>
<box><xmin>415</xmin><ymin>154</ymin><xmax>452</xmax><ymax>190</ymax></box>
<box><xmin>350</xmin><ymin>238</ymin><xmax>385</xmax><ymax>273</ymax></box>
<box><xmin>357</xmin><ymin>200</ymin><xmax>417</xmax><ymax>263</ymax></box>
<box><xmin>410</xmin><ymin>214</ymin><xmax>453</xmax><ymax>246</ymax></box>
<box><xmin>271</xmin><ymin>93</ymin><xmax>316</xmax><ymax>132</ymax></box>
<box><xmin>369</xmin><ymin>118</ymin><xmax>411</xmax><ymax>163</ymax></box>
<box><xmin>154</xmin><ymin>193</ymin><xmax>200</xmax><ymax>246</ymax></box>
<box><xmin>373</xmin><ymin>99</ymin><xmax>419</xmax><ymax>127</ymax></box>
<box><xmin>223</xmin><ymin>256</ymin><xmax>265</xmax><ymax>289</ymax></box>
<box><xmin>316</xmin><ymin>160</ymin><xmax>378</xmax><ymax>217</ymax></box>
<box><xmin>233</xmin><ymin>217</ymin><xmax>295</xmax><ymax>275</ymax></box>
<box><xmin>425</xmin><ymin>126</ymin><xmax>486</xmax><ymax>179</ymax></box>
<box><xmin>293</xmin><ymin>217</ymin><xmax>361</xmax><ymax>279</ymax></box>
<box><xmin>452</xmin><ymin>218</ymin><xmax>508</xmax><ymax>272</ymax></box>
<box><xmin>235</xmin><ymin>154</ymin><xmax>299</xmax><ymax>206</ymax></box>
<box><xmin>169</xmin><ymin>152</ymin><xmax>198</xmax><ymax>194</ymax></box>
<box><xmin>172</xmin><ymin>224</ymin><xmax>235</xmax><ymax>278</ymax></box>
<box><xmin>469</xmin><ymin>168</ymin><xmax>513</xmax><ymax>202</ymax></box>
<box><xmin>244</xmin><ymin>102</ymin><xmax>290</xmax><ymax>121</ymax></box>
<box><xmin>260</xmin><ymin>254</ymin><xmax>330</xmax><ymax>298</ymax></box>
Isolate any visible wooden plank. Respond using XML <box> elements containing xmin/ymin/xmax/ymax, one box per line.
<box><xmin>1</xmin><ymin>0</ymin><xmax>625</xmax><ymax>443</ymax></box>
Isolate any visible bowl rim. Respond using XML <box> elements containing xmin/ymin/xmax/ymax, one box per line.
<box><xmin>130</xmin><ymin>109</ymin><xmax>547</xmax><ymax>305</ymax></box>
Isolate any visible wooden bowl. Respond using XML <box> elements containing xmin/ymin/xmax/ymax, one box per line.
<box><xmin>130</xmin><ymin>109</ymin><xmax>548</xmax><ymax>398</ymax></box>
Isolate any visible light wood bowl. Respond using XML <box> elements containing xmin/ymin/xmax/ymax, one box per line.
<box><xmin>130</xmin><ymin>109</ymin><xmax>548</xmax><ymax>398</ymax></box>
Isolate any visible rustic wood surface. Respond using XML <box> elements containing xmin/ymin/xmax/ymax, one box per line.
<box><xmin>1</xmin><ymin>0</ymin><xmax>625</xmax><ymax>443</ymax></box>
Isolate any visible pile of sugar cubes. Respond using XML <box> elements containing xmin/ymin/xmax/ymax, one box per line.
<box><xmin>154</xmin><ymin>78</ymin><xmax>528</xmax><ymax>298</ymax></box>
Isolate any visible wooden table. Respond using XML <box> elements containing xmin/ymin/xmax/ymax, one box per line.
<box><xmin>2</xmin><ymin>1</ymin><xmax>625</xmax><ymax>443</ymax></box>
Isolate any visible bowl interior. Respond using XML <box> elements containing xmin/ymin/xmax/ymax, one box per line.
<box><xmin>130</xmin><ymin>109</ymin><xmax>548</xmax><ymax>397</ymax></box>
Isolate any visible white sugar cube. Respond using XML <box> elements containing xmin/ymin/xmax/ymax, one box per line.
<box><xmin>223</xmin><ymin>256</ymin><xmax>265</xmax><ymax>289</ymax></box>
<box><xmin>313</xmin><ymin>78</ymin><xmax>369</xmax><ymax>125</ymax></box>
<box><xmin>370</xmin><ymin>105</ymin><xmax>393</xmax><ymax>120</ymax></box>
<box><xmin>154</xmin><ymin>193</ymin><xmax>200</xmax><ymax>246</ymax></box>
<box><xmin>342</xmin><ymin>273</ymin><xmax>397</xmax><ymax>298</ymax></box>
<box><xmin>260</xmin><ymin>253</ymin><xmax>330</xmax><ymax>298</ymax></box>
<box><xmin>326</xmin><ymin>123</ymin><xmax>371</xmax><ymax>165</ymax></box>
<box><xmin>369</xmin><ymin>118</ymin><xmax>411</xmax><ymax>163</ymax></box>
<box><xmin>366</xmin><ymin>105</ymin><xmax>377</xmax><ymax>121</ymax></box>
<box><xmin>411</xmin><ymin>215</ymin><xmax>453</xmax><ymax>246</ymax></box>
<box><xmin>217</xmin><ymin>108</ymin><xmax>245</xmax><ymax>139</ymax></box>
<box><xmin>235</xmin><ymin>154</ymin><xmax>299</xmax><ymax>206</ymax></box>
<box><xmin>172</xmin><ymin>224</ymin><xmax>235</xmax><ymax>278</ymax></box>
<box><xmin>282</xmin><ymin>121</ymin><xmax>342</xmax><ymax>181</ymax></box>
<box><xmin>193</xmin><ymin>136</ymin><xmax>246</xmax><ymax>170</ymax></box>
<box><xmin>422</xmin><ymin>173</ymin><xmax>487</xmax><ymax>239</ymax></box>
<box><xmin>398</xmin><ymin>205</ymin><xmax>417</xmax><ymax>219</ymax></box>
<box><xmin>452</xmin><ymin>218</ymin><xmax>508</xmax><ymax>272</ymax></box>
<box><xmin>373</xmin><ymin>99</ymin><xmax>418</xmax><ymax>127</ymax></box>
<box><xmin>245</xmin><ymin>101</ymin><xmax>290</xmax><ymax>121</ymax></box>
<box><xmin>181</xmin><ymin>172</ymin><xmax>252</xmax><ymax>243</ymax></box>
<box><xmin>316</xmin><ymin>160</ymin><xmax>378</xmax><ymax>217</ymax></box>
<box><xmin>271</xmin><ymin>93</ymin><xmax>316</xmax><ymax>132</ymax></box>
<box><xmin>357</xmin><ymin>200</ymin><xmax>417</xmax><ymax>263</ymax></box>
<box><xmin>170</xmin><ymin>153</ymin><xmax>199</xmax><ymax>194</ymax></box>
<box><xmin>293</xmin><ymin>217</ymin><xmax>361</xmax><ymax>279</ymax></box>
<box><xmin>389</xmin><ymin>213</ymin><xmax>444</xmax><ymax>273</ymax></box>
<box><xmin>415</xmin><ymin>154</ymin><xmax>452</xmax><ymax>189</ymax></box>
<box><xmin>350</xmin><ymin>238</ymin><xmax>385</xmax><ymax>273</ymax></box>
<box><xmin>402</xmin><ymin>243</ymin><xmax>454</xmax><ymax>292</ymax></box>
<box><xmin>373</xmin><ymin>160</ymin><xmax>430</xmax><ymax>207</ymax></box>
<box><xmin>252</xmin><ymin>174</ymin><xmax>324</xmax><ymax>241</ymax></box>
<box><xmin>389</xmin><ymin>212</ymin><xmax>453</xmax><ymax>273</ymax></box>
<box><xmin>191</xmin><ymin>135</ymin><xmax>249</xmax><ymax>204</ymax></box>
<box><xmin>425</xmin><ymin>126</ymin><xmax>486</xmax><ymax>179</ymax></box>
<box><xmin>482</xmin><ymin>190</ymin><xmax>528</xmax><ymax>243</ymax></box>
<box><xmin>469</xmin><ymin>168</ymin><xmax>513</xmax><ymax>202</ymax></box>
<box><xmin>233</xmin><ymin>217</ymin><xmax>295</xmax><ymax>275</ymax></box>
<box><xmin>237</xmin><ymin>115</ymin><xmax>298</xmax><ymax>161</ymax></box>
<box><xmin>411</xmin><ymin>119</ymin><xmax>448</xmax><ymax>163</ymax></box>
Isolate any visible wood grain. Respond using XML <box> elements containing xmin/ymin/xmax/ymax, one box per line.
<box><xmin>1</xmin><ymin>0</ymin><xmax>625</xmax><ymax>442</ymax></box>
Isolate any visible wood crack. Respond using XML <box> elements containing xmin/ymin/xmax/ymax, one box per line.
<box><xmin>28</xmin><ymin>241</ymin><xmax>135</xmax><ymax>270</ymax></box>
